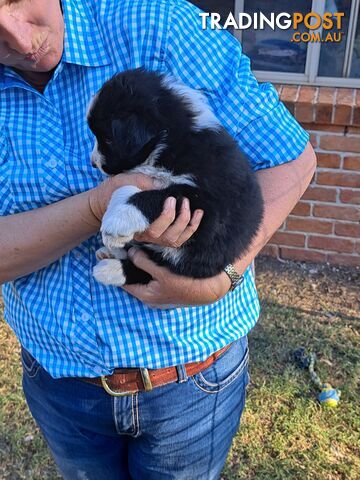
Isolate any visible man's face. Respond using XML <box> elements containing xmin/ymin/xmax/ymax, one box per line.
<box><xmin>0</xmin><ymin>0</ymin><xmax>64</xmax><ymax>72</ymax></box>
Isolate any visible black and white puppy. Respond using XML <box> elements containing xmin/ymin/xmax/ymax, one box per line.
<box><xmin>87</xmin><ymin>68</ymin><xmax>264</xmax><ymax>287</ymax></box>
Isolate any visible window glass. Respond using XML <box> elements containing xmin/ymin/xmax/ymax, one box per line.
<box><xmin>350</xmin><ymin>13</ymin><xmax>360</xmax><ymax>77</ymax></box>
<box><xmin>241</xmin><ymin>0</ymin><xmax>312</xmax><ymax>73</ymax></box>
<box><xmin>318</xmin><ymin>0</ymin><xmax>352</xmax><ymax>77</ymax></box>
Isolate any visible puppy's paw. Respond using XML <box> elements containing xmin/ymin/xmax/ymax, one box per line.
<box><xmin>95</xmin><ymin>247</ymin><xmax>114</xmax><ymax>261</ymax></box>
<box><xmin>95</xmin><ymin>246</ymin><xmax>128</xmax><ymax>261</ymax></box>
<box><xmin>101</xmin><ymin>203</ymin><xmax>149</xmax><ymax>249</ymax></box>
<box><xmin>93</xmin><ymin>259</ymin><xmax>126</xmax><ymax>287</ymax></box>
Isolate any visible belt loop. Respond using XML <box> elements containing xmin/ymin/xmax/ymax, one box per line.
<box><xmin>176</xmin><ymin>364</ymin><xmax>188</xmax><ymax>383</ymax></box>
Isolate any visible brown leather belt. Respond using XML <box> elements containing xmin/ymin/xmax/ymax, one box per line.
<box><xmin>81</xmin><ymin>344</ymin><xmax>232</xmax><ymax>396</ymax></box>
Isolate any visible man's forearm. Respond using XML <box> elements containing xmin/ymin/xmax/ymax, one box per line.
<box><xmin>233</xmin><ymin>142</ymin><xmax>317</xmax><ymax>276</ymax></box>
<box><xmin>0</xmin><ymin>190</ymin><xmax>100</xmax><ymax>284</ymax></box>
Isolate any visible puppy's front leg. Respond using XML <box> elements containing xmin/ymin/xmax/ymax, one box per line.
<box><xmin>101</xmin><ymin>186</ymin><xmax>151</xmax><ymax>250</ymax></box>
<box><xmin>101</xmin><ymin>184</ymin><xmax>197</xmax><ymax>251</ymax></box>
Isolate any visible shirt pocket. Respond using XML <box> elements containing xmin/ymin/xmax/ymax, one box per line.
<box><xmin>0</xmin><ymin>128</ymin><xmax>15</xmax><ymax>216</ymax></box>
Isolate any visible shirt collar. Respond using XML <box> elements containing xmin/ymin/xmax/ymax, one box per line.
<box><xmin>61</xmin><ymin>0</ymin><xmax>111</xmax><ymax>67</ymax></box>
<box><xmin>0</xmin><ymin>0</ymin><xmax>111</xmax><ymax>90</ymax></box>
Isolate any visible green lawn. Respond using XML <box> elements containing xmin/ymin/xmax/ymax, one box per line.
<box><xmin>0</xmin><ymin>257</ymin><xmax>359</xmax><ymax>480</ymax></box>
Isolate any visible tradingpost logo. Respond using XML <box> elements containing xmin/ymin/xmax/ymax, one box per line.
<box><xmin>200</xmin><ymin>12</ymin><xmax>345</xmax><ymax>43</ymax></box>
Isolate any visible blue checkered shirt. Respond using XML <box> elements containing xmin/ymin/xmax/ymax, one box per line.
<box><xmin>0</xmin><ymin>0</ymin><xmax>309</xmax><ymax>378</ymax></box>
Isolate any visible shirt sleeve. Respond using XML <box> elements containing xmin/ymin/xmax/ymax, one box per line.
<box><xmin>164</xmin><ymin>0</ymin><xmax>309</xmax><ymax>171</ymax></box>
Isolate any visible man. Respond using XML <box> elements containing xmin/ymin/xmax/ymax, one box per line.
<box><xmin>0</xmin><ymin>0</ymin><xmax>316</xmax><ymax>478</ymax></box>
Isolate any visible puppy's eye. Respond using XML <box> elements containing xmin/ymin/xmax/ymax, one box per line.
<box><xmin>105</xmin><ymin>139</ymin><xmax>113</xmax><ymax>146</ymax></box>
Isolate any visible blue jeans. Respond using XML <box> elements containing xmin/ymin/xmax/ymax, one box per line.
<box><xmin>22</xmin><ymin>337</ymin><xmax>249</xmax><ymax>480</ymax></box>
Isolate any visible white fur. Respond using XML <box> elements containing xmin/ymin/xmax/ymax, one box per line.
<box><xmin>93</xmin><ymin>259</ymin><xmax>126</xmax><ymax>287</ymax></box>
<box><xmin>144</xmin><ymin>243</ymin><xmax>184</xmax><ymax>267</ymax></box>
<box><xmin>161</xmin><ymin>76</ymin><xmax>221</xmax><ymax>132</ymax></box>
<box><xmin>129</xmin><ymin>164</ymin><xmax>196</xmax><ymax>189</ymax></box>
<box><xmin>101</xmin><ymin>186</ymin><xmax>149</xmax><ymax>249</ymax></box>
<box><xmin>91</xmin><ymin>139</ymin><xmax>106</xmax><ymax>172</ymax></box>
<box><xmin>95</xmin><ymin>246</ymin><xmax>128</xmax><ymax>261</ymax></box>
<box><xmin>144</xmin><ymin>130</ymin><xmax>169</xmax><ymax>167</ymax></box>
<box><xmin>161</xmin><ymin>247</ymin><xmax>184</xmax><ymax>266</ymax></box>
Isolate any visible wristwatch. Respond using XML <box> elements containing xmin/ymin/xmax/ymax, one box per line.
<box><xmin>224</xmin><ymin>264</ymin><xmax>244</xmax><ymax>291</ymax></box>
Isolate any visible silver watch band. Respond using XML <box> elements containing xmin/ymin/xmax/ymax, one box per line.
<box><xmin>224</xmin><ymin>264</ymin><xmax>244</xmax><ymax>291</ymax></box>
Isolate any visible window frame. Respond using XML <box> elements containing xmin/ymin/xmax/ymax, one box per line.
<box><xmin>233</xmin><ymin>0</ymin><xmax>360</xmax><ymax>87</ymax></box>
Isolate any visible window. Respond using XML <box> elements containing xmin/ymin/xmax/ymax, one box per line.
<box><xmin>189</xmin><ymin>0</ymin><xmax>360</xmax><ymax>87</ymax></box>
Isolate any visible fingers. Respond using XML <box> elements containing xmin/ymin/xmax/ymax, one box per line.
<box><xmin>136</xmin><ymin>197</ymin><xmax>177</xmax><ymax>240</ymax></box>
<box><xmin>134</xmin><ymin>197</ymin><xmax>204</xmax><ymax>248</ymax></box>
<box><xmin>122</xmin><ymin>282</ymin><xmax>150</xmax><ymax>301</ymax></box>
<box><xmin>157</xmin><ymin>197</ymin><xmax>191</xmax><ymax>247</ymax></box>
<box><xmin>174</xmin><ymin>208</ymin><xmax>204</xmax><ymax>246</ymax></box>
<box><xmin>127</xmin><ymin>247</ymin><xmax>163</xmax><ymax>277</ymax></box>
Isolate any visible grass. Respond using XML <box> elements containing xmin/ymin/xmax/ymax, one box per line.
<box><xmin>0</xmin><ymin>257</ymin><xmax>359</xmax><ymax>479</ymax></box>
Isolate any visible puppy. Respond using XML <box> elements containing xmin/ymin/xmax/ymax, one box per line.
<box><xmin>87</xmin><ymin>68</ymin><xmax>264</xmax><ymax>287</ymax></box>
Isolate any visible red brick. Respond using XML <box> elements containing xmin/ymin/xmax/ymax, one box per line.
<box><xmin>340</xmin><ymin>188</ymin><xmax>360</xmax><ymax>205</ymax></box>
<box><xmin>316</xmin><ymin>153</ymin><xmax>341</xmax><ymax>168</ymax></box>
<box><xmin>291</xmin><ymin>202</ymin><xmax>311</xmax><ymax>216</ymax></box>
<box><xmin>327</xmin><ymin>253</ymin><xmax>360</xmax><ymax>267</ymax></box>
<box><xmin>356</xmin><ymin>242</ymin><xmax>360</xmax><ymax>255</ymax></box>
<box><xmin>302</xmin><ymin>124</ymin><xmax>345</xmax><ymax>133</ymax></box>
<box><xmin>354</xmin><ymin>91</ymin><xmax>360</xmax><ymax>126</ymax></box>
<box><xmin>295</xmin><ymin>104</ymin><xmax>313</xmax><ymax>123</ymax></box>
<box><xmin>296</xmin><ymin>86</ymin><xmax>317</xmax><ymax>124</ymax></box>
<box><xmin>347</xmin><ymin>127</ymin><xmax>360</xmax><ymax>135</ymax></box>
<box><xmin>313</xmin><ymin>205</ymin><xmax>360</xmax><ymax>221</ymax></box>
<box><xmin>284</xmin><ymin>101</ymin><xmax>295</xmax><ymax>115</ymax></box>
<box><xmin>315</xmin><ymin>105</ymin><xmax>333</xmax><ymax>124</ymax></box>
<box><xmin>334</xmin><ymin>88</ymin><xmax>355</xmax><ymax>125</ymax></box>
<box><xmin>343</xmin><ymin>156</ymin><xmax>360</xmax><ymax>170</ymax></box>
<box><xmin>320</xmin><ymin>135</ymin><xmax>360</xmax><ymax>153</ymax></box>
<box><xmin>335</xmin><ymin>222</ymin><xmax>360</xmax><ymax>238</ymax></box>
<box><xmin>315</xmin><ymin>88</ymin><xmax>336</xmax><ymax>124</ymax></box>
<box><xmin>317</xmin><ymin>171</ymin><xmax>360</xmax><ymax>188</ymax></box>
<box><xmin>318</xmin><ymin>87</ymin><xmax>337</xmax><ymax>104</ymax></box>
<box><xmin>281</xmin><ymin>85</ymin><xmax>299</xmax><ymax>103</ymax></box>
<box><xmin>310</xmin><ymin>133</ymin><xmax>318</xmax><ymax>148</ymax></box>
<box><xmin>302</xmin><ymin>186</ymin><xmax>337</xmax><ymax>202</ymax></box>
<box><xmin>271</xmin><ymin>232</ymin><xmax>306</xmax><ymax>247</ymax></box>
<box><xmin>261</xmin><ymin>245</ymin><xmax>279</xmax><ymax>257</ymax></box>
<box><xmin>287</xmin><ymin>217</ymin><xmax>333</xmax><ymax>234</ymax></box>
<box><xmin>308</xmin><ymin>235</ymin><xmax>355</xmax><ymax>253</ymax></box>
<box><xmin>354</xmin><ymin>109</ymin><xmax>360</xmax><ymax>126</ymax></box>
<box><xmin>280</xmin><ymin>247</ymin><xmax>327</xmax><ymax>263</ymax></box>
<box><xmin>336</xmin><ymin>88</ymin><xmax>355</xmax><ymax>106</ymax></box>
<box><xmin>298</xmin><ymin>86</ymin><xmax>317</xmax><ymax>103</ymax></box>
<box><xmin>274</xmin><ymin>84</ymin><xmax>283</xmax><ymax>96</ymax></box>
<box><xmin>334</xmin><ymin>105</ymin><xmax>352</xmax><ymax>125</ymax></box>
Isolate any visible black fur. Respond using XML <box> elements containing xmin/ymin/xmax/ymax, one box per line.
<box><xmin>88</xmin><ymin>68</ymin><xmax>264</xmax><ymax>284</ymax></box>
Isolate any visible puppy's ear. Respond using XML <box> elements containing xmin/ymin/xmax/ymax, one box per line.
<box><xmin>111</xmin><ymin>115</ymin><xmax>158</xmax><ymax>159</ymax></box>
<box><xmin>111</xmin><ymin>115</ymin><xmax>154</xmax><ymax>156</ymax></box>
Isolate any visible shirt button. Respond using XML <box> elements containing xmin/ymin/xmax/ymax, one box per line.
<box><xmin>81</xmin><ymin>313</ymin><xmax>91</xmax><ymax>322</ymax></box>
<box><xmin>45</xmin><ymin>158</ymin><xmax>58</xmax><ymax>168</ymax></box>
<box><xmin>74</xmin><ymin>252</ymin><xmax>82</xmax><ymax>260</ymax></box>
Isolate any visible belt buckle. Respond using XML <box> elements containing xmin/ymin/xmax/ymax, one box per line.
<box><xmin>100</xmin><ymin>368</ymin><xmax>153</xmax><ymax>397</ymax></box>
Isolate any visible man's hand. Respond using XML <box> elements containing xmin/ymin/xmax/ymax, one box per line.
<box><xmin>89</xmin><ymin>175</ymin><xmax>204</xmax><ymax>248</ymax></box>
<box><xmin>122</xmin><ymin>247</ymin><xmax>232</xmax><ymax>308</ymax></box>
<box><xmin>134</xmin><ymin>197</ymin><xmax>204</xmax><ymax>247</ymax></box>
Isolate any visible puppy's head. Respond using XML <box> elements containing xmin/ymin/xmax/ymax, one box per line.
<box><xmin>87</xmin><ymin>69</ymin><xmax>170</xmax><ymax>176</ymax></box>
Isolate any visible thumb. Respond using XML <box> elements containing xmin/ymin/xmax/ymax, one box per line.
<box><xmin>128</xmin><ymin>247</ymin><xmax>162</xmax><ymax>276</ymax></box>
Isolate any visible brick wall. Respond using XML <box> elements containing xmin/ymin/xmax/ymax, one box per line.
<box><xmin>262</xmin><ymin>86</ymin><xmax>360</xmax><ymax>267</ymax></box>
